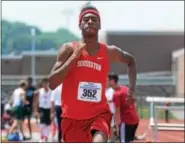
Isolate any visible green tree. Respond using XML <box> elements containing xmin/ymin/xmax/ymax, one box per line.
<box><xmin>2</xmin><ymin>19</ymin><xmax>80</xmax><ymax>55</ymax></box>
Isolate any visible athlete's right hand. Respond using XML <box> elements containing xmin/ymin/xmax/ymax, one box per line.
<box><xmin>34</xmin><ymin>111</ymin><xmax>39</xmax><ymax>118</ymax></box>
<box><xmin>24</xmin><ymin>100</ymin><xmax>29</xmax><ymax>105</ymax></box>
<box><xmin>50</xmin><ymin>113</ymin><xmax>55</xmax><ymax>121</ymax></box>
<box><xmin>115</xmin><ymin>125</ymin><xmax>120</xmax><ymax>137</ymax></box>
<box><xmin>72</xmin><ymin>42</ymin><xmax>86</xmax><ymax>59</ymax></box>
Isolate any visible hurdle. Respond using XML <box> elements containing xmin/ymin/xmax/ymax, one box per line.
<box><xmin>146</xmin><ymin>96</ymin><xmax>184</xmax><ymax>142</ymax></box>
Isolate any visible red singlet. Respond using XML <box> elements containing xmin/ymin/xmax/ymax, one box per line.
<box><xmin>113</xmin><ymin>85</ymin><xmax>139</xmax><ymax>124</ymax></box>
<box><xmin>61</xmin><ymin>42</ymin><xmax>110</xmax><ymax>119</ymax></box>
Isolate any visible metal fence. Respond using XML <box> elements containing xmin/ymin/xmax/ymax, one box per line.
<box><xmin>1</xmin><ymin>74</ymin><xmax>175</xmax><ymax>86</ymax></box>
<box><xmin>1</xmin><ymin>74</ymin><xmax>178</xmax><ymax>120</ymax></box>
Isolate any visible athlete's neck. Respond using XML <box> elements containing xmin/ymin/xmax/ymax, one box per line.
<box><xmin>44</xmin><ymin>87</ymin><xmax>48</xmax><ymax>92</ymax></box>
<box><xmin>82</xmin><ymin>37</ymin><xmax>99</xmax><ymax>50</ymax></box>
<box><xmin>112</xmin><ymin>84</ymin><xmax>120</xmax><ymax>90</ymax></box>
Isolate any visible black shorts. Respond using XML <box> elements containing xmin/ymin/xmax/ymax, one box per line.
<box><xmin>39</xmin><ymin>107</ymin><xmax>51</xmax><ymax>125</ymax></box>
<box><xmin>120</xmin><ymin>123</ymin><xmax>138</xmax><ymax>142</ymax></box>
<box><xmin>23</xmin><ymin>105</ymin><xmax>32</xmax><ymax>118</ymax></box>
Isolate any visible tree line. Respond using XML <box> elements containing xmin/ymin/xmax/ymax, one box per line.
<box><xmin>2</xmin><ymin>19</ymin><xmax>80</xmax><ymax>55</ymax></box>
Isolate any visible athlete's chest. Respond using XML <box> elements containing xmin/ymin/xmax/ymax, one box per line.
<box><xmin>40</xmin><ymin>89</ymin><xmax>51</xmax><ymax>99</ymax></box>
<box><xmin>75</xmin><ymin>52</ymin><xmax>108</xmax><ymax>72</ymax></box>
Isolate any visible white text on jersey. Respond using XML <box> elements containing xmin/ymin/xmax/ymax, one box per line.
<box><xmin>77</xmin><ymin>60</ymin><xmax>102</xmax><ymax>71</ymax></box>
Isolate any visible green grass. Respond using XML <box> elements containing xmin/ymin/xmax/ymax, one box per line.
<box><xmin>137</xmin><ymin>106</ymin><xmax>176</xmax><ymax>119</ymax></box>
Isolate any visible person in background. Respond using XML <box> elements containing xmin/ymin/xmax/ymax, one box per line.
<box><xmin>9</xmin><ymin>80</ymin><xmax>29</xmax><ymax>140</ymax></box>
<box><xmin>24</xmin><ymin>77</ymin><xmax>36</xmax><ymax>138</ymax></box>
<box><xmin>2</xmin><ymin>102</ymin><xmax>13</xmax><ymax>131</ymax></box>
<box><xmin>50</xmin><ymin>84</ymin><xmax>63</xmax><ymax>142</ymax></box>
<box><xmin>164</xmin><ymin>101</ymin><xmax>169</xmax><ymax>123</ymax></box>
<box><xmin>105</xmin><ymin>78</ymin><xmax>116</xmax><ymax>142</ymax></box>
<box><xmin>34</xmin><ymin>78</ymin><xmax>52</xmax><ymax>142</ymax></box>
<box><xmin>108</xmin><ymin>73</ymin><xmax>139</xmax><ymax>143</ymax></box>
<box><xmin>33</xmin><ymin>81</ymin><xmax>43</xmax><ymax>125</ymax></box>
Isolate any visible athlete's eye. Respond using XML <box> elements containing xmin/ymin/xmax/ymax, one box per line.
<box><xmin>92</xmin><ymin>17</ymin><xmax>98</xmax><ymax>22</ymax></box>
<box><xmin>83</xmin><ymin>17</ymin><xmax>89</xmax><ymax>22</ymax></box>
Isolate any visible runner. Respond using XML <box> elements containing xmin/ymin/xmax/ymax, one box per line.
<box><xmin>34</xmin><ymin>78</ymin><xmax>52</xmax><ymax>142</ymax></box>
<box><xmin>48</xmin><ymin>5</ymin><xmax>136</xmax><ymax>142</ymax></box>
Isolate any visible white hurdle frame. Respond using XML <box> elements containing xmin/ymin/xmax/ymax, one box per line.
<box><xmin>146</xmin><ymin>96</ymin><xmax>184</xmax><ymax>142</ymax></box>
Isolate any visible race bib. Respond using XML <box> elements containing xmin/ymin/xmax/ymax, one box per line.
<box><xmin>77</xmin><ymin>82</ymin><xmax>102</xmax><ymax>103</ymax></box>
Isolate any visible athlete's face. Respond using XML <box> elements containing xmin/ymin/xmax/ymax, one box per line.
<box><xmin>108</xmin><ymin>79</ymin><xmax>116</xmax><ymax>87</ymax></box>
<box><xmin>27</xmin><ymin>79</ymin><xmax>32</xmax><ymax>86</ymax></box>
<box><xmin>42</xmin><ymin>81</ymin><xmax>48</xmax><ymax>89</ymax></box>
<box><xmin>107</xmin><ymin>78</ymin><xmax>112</xmax><ymax>88</ymax></box>
<box><xmin>79</xmin><ymin>13</ymin><xmax>100</xmax><ymax>37</ymax></box>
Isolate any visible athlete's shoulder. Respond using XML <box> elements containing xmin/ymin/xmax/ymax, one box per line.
<box><xmin>106</xmin><ymin>45</ymin><xmax>121</xmax><ymax>52</ymax></box>
<box><xmin>17</xmin><ymin>87</ymin><xmax>24</xmax><ymax>92</ymax></box>
<box><xmin>38</xmin><ymin>88</ymin><xmax>44</xmax><ymax>93</ymax></box>
<box><xmin>99</xmin><ymin>42</ymin><xmax>110</xmax><ymax>49</ymax></box>
<box><xmin>120</xmin><ymin>85</ymin><xmax>129</xmax><ymax>93</ymax></box>
<box><xmin>102</xmin><ymin>44</ymin><xmax>118</xmax><ymax>56</ymax></box>
<box><xmin>58</xmin><ymin>41</ymin><xmax>79</xmax><ymax>55</ymax></box>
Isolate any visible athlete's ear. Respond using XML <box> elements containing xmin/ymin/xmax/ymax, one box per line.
<box><xmin>79</xmin><ymin>24</ymin><xmax>82</xmax><ymax>30</ymax></box>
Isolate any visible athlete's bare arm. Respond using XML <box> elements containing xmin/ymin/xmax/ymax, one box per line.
<box><xmin>48</xmin><ymin>42</ymin><xmax>86</xmax><ymax>90</ymax></box>
<box><xmin>21</xmin><ymin>91</ymin><xmax>28</xmax><ymax>104</ymax></box>
<box><xmin>33</xmin><ymin>90</ymin><xmax>39</xmax><ymax>113</ymax></box>
<box><xmin>9</xmin><ymin>94</ymin><xmax>13</xmax><ymax>106</ymax></box>
<box><xmin>50</xmin><ymin>101</ymin><xmax>55</xmax><ymax>120</ymax></box>
<box><xmin>108</xmin><ymin>45</ymin><xmax>137</xmax><ymax>94</ymax></box>
<box><xmin>48</xmin><ymin>43</ymin><xmax>73</xmax><ymax>90</ymax></box>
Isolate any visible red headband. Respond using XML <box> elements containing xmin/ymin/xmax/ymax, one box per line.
<box><xmin>79</xmin><ymin>9</ymin><xmax>100</xmax><ymax>24</ymax></box>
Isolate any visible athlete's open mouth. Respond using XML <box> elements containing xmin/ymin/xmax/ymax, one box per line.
<box><xmin>86</xmin><ymin>27</ymin><xmax>96</xmax><ymax>32</ymax></box>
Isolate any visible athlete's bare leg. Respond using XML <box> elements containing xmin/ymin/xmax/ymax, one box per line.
<box><xmin>19</xmin><ymin>120</ymin><xmax>25</xmax><ymax>138</ymax></box>
<box><xmin>28</xmin><ymin>117</ymin><xmax>32</xmax><ymax>138</ymax></box>
<box><xmin>8</xmin><ymin>119</ymin><xmax>17</xmax><ymax>134</ymax></box>
<box><xmin>92</xmin><ymin>131</ymin><xmax>108</xmax><ymax>142</ymax></box>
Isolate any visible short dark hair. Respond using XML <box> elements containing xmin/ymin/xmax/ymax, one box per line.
<box><xmin>27</xmin><ymin>77</ymin><xmax>32</xmax><ymax>81</ymax></box>
<box><xmin>80</xmin><ymin>4</ymin><xmax>99</xmax><ymax>13</ymax></box>
<box><xmin>108</xmin><ymin>73</ymin><xmax>119</xmax><ymax>83</ymax></box>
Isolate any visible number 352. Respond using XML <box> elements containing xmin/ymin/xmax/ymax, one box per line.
<box><xmin>83</xmin><ymin>89</ymin><xmax>97</xmax><ymax>97</ymax></box>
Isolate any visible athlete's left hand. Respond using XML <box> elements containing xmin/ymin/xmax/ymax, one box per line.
<box><xmin>24</xmin><ymin>100</ymin><xmax>29</xmax><ymax>105</ymax></box>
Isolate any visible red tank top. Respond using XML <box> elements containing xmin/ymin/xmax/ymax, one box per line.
<box><xmin>61</xmin><ymin>42</ymin><xmax>110</xmax><ymax>119</ymax></box>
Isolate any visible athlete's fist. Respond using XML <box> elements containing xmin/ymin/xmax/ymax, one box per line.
<box><xmin>50</xmin><ymin>113</ymin><xmax>55</xmax><ymax>121</ymax></box>
<box><xmin>24</xmin><ymin>100</ymin><xmax>29</xmax><ymax>105</ymax></box>
<box><xmin>72</xmin><ymin>42</ymin><xmax>86</xmax><ymax>59</ymax></box>
<box><xmin>126</xmin><ymin>89</ymin><xmax>135</xmax><ymax>105</ymax></box>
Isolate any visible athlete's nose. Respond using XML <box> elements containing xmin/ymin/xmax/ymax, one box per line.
<box><xmin>88</xmin><ymin>18</ymin><xmax>93</xmax><ymax>26</ymax></box>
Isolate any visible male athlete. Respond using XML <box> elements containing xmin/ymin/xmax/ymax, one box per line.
<box><xmin>48</xmin><ymin>5</ymin><xmax>136</xmax><ymax>142</ymax></box>
<box><xmin>50</xmin><ymin>84</ymin><xmax>63</xmax><ymax>142</ymax></box>
<box><xmin>24</xmin><ymin>77</ymin><xmax>36</xmax><ymax>138</ymax></box>
<box><xmin>34</xmin><ymin>78</ymin><xmax>52</xmax><ymax>142</ymax></box>
<box><xmin>105</xmin><ymin>80</ymin><xmax>116</xmax><ymax>142</ymax></box>
<box><xmin>9</xmin><ymin>80</ymin><xmax>29</xmax><ymax>140</ymax></box>
<box><xmin>108</xmin><ymin>73</ymin><xmax>139</xmax><ymax>143</ymax></box>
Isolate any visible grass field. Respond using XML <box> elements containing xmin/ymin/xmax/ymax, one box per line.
<box><xmin>137</xmin><ymin>106</ymin><xmax>175</xmax><ymax>119</ymax></box>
